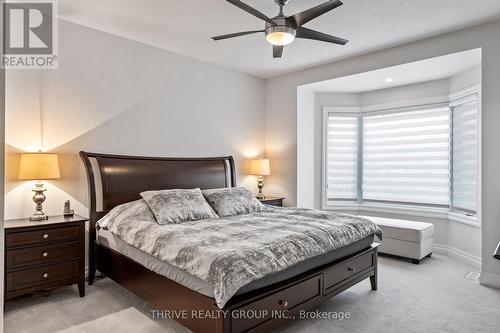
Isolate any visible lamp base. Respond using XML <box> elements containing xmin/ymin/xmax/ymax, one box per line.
<box><xmin>29</xmin><ymin>215</ymin><xmax>49</xmax><ymax>221</ymax></box>
<box><xmin>257</xmin><ymin>176</ymin><xmax>265</xmax><ymax>199</ymax></box>
<box><xmin>31</xmin><ymin>182</ymin><xmax>48</xmax><ymax>222</ymax></box>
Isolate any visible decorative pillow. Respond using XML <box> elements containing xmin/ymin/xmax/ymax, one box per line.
<box><xmin>97</xmin><ymin>199</ymin><xmax>157</xmax><ymax>230</ymax></box>
<box><xmin>202</xmin><ymin>187</ymin><xmax>266</xmax><ymax>217</ymax></box>
<box><xmin>140</xmin><ymin>188</ymin><xmax>218</xmax><ymax>225</ymax></box>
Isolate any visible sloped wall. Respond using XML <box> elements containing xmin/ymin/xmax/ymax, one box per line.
<box><xmin>5</xmin><ymin>19</ymin><xmax>266</xmax><ymax>220</ymax></box>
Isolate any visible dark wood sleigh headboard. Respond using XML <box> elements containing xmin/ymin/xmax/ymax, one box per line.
<box><xmin>79</xmin><ymin>151</ymin><xmax>236</xmax><ymax>283</ymax></box>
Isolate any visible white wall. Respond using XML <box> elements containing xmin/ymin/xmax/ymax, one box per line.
<box><xmin>5</xmin><ymin>19</ymin><xmax>266</xmax><ymax>220</ymax></box>
<box><xmin>449</xmin><ymin>65</ymin><xmax>481</xmax><ymax>93</ymax></box>
<box><xmin>360</xmin><ymin>78</ymin><xmax>449</xmax><ymax>107</ymax></box>
<box><xmin>265</xmin><ymin>20</ymin><xmax>500</xmax><ymax>286</ymax></box>
<box><xmin>296</xmin><ymin>89</ymin><xmax>316</xmax><ymax>208</ymax></box>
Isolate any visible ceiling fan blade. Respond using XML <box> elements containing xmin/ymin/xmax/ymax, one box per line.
<box><xmin>273</xmin><ymin>45</ymin><xmax>284</xmax><ymax>58</ymax></box>
<box><xmin>291</xmin><ymin>0</ymin><xmax>343</xmax><ymax>26</ymax></box>
<box><xmin>296</xmin><ymin>27</ymin><xmax>348</xmax><ymax>45</ymax></box>
<box><xmin>227</xmin><ymin>0</ymin><xmax>276</xmax><ymax>25</ymax></box>
<box><xmin>212</xmin><ymin>30</ymin><xmax>264</xmax><ymax>41</ymax></box>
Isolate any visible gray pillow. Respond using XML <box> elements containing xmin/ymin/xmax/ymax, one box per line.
<box><xmin>97</xmin><ymin>199</ymin><xmax>157</xmax><ymax>230</ymax></box>
<box><xmin>202</xmin><ymin>187</ymin><xmax>266</xmax><ymax>217</ymax></box>
<box><xmin>140</xmin><ymin>188</ymin><xmax>218</xmax><ymax>225</ymax></box>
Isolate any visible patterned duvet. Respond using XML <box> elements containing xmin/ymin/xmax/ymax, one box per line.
<box><xmin>98</xmin><ymin>201</ymin><xmax>382</xmax><ymax>308</ymax></box>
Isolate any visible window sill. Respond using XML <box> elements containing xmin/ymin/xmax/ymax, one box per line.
<box><xmin>323</xmin><ymin>202</ymin><xmax>480</xmax><ymax>228</ymax></box>
<box><xmin>448</xmin><ymin>211</ymin><xmax>480</xmax><ymax>228</ymax></box>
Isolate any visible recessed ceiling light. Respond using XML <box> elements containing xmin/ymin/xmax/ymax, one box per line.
<box><xmin>385</xmin><ymin>78</ymin><xmax>394</xmax><ymax>82</ymax></box>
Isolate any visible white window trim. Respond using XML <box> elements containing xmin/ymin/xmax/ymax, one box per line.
<box><xmin>324</xmin><ymin>201</ymin><xmax>479</xmax><ymax>227</ymax></box>
<box><xmin>321</xmin><ymin>87</ymin><xmax>482</xmax><ymax>228</ymax></box>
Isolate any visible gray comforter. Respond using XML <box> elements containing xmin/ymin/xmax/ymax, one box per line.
<box><xmin>98</xmin><ymin>202</ymin><xmax>381</xmax><ymax>308</ymax></box>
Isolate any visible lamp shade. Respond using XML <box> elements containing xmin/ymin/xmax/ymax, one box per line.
<box><xmin>249</xmin><ymin>158</ymin><xmax>270</xmax><ymax>176</ymax></box>
<box><xmin>19</xmin><ymin>153</ymin><xmax>60</xmax><ymax>180</ymax></box>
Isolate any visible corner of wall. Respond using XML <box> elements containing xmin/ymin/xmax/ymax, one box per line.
<box><xmin>480</xmin><ymin>272</ymin><xmax>500</xmax><ymax>290</ymax></box>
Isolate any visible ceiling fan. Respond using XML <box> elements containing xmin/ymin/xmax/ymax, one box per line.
<box><xmin>212</xmin><ymin>0</ymin><xmax>348</xmax><ymax>58</ymax></box>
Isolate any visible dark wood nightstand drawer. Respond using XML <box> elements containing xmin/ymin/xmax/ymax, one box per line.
<box><xmin>6</xmin><ymin>241</ymin><xmax>80</xmax><ymax>270</ymax></box>
<box><xmin>4</xmin><ymin>215</ymin><xmax>88</xmax><ymax>300</ymax></box>
<box><xmin>6</xmin><ymin>261</ymin><xmax>78</xmax><ymax>291</ymax></box>
<box><xmin>324</xmin><ymin>250</ymin><xmax>374</xmax><ymax>294</ymax></box>
<box><xmin>5</xmin><ymin>226</ymin><xmax>79</xmax><ymax>248</ymax></box>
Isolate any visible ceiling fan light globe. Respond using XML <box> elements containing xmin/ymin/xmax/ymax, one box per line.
<box><xmin>266</xmin><ymin>32</ymin><xmax>295</xmax><ymax>46</ymax></box>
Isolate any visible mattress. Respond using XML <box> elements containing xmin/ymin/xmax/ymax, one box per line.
<box><xmin>97</xmin><ymin>228</ymin><xmax>374</xmax><ymax>298</ymax></box>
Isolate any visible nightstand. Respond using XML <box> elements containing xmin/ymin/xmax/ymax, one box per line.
<box><xmin>4</xmin><ymin>215</ymin><xmax>88</xmax><ymax>301</ymax></box>
<box><xmin>258</xmin><ymin>196</ymin><xmax>285</xmax><ymax>207</ymax></box>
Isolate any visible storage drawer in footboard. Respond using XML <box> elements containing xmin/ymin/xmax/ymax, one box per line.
<box><xmin>324</xmin><ymin>250</ymin><xmax>374</xmax><ymax>295</ymax></box>
<box><xmin>230</xmin><ymin>274</ymin><xmax>322</xmax><ymax>333</ymax></box>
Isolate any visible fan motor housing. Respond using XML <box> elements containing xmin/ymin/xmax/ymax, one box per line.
<box><xmin>265</xmin><ymin>16</ymin><xmax>297</xmax><ymax>39</ymax></box>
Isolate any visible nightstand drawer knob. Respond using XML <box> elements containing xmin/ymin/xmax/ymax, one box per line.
<box><xmin>43</xmin><ymin>233</ymin><xmax>49</xmax><ymax>239</ymax></box>
<box><xmin>42</xmin><ymin>252</ymin><xmax>48</xmax><ymax>257</ymax></box>
<box><xmin>42</xmin><ymin>273</ymin><xmax>48</xmax><ymax>279</ymax></box>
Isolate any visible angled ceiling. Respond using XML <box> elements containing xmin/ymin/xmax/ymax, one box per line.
<box><xmin>59</xmin><ymin>0</ymin><xmax>500</xmax><ymax>78</ymax></box>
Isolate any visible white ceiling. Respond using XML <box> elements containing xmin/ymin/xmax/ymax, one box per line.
<box><xmin>304</xmin><ymin>48</ymin><xmax>482</xmax><ymax>93</ymax></box>
<box><xmin>58</xmin><ymin>0</ymin><xmax>500</xmax><ymax>78</ymax></box>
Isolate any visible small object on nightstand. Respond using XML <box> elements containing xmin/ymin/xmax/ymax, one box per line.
<box><xmin>63</xmin><ymin>200</ymin><xmax>75</xmax><ymax>217</ymax></box>
<box><xmin>4</xmin><ymin>215</ymin><xmax>88</xmax><ymax>301</ymax></box>
<box><xmin>258</xmin><ymin>196</ymin><xmax>284</xmax><ymax>207</ymax></box>
<box><xmin>495</xmin><ymin>242</ymin><xmax>500</xmax><ymax>260</ymax></box>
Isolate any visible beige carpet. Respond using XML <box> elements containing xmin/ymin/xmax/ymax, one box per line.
<box><xmin>5</xmin><ymin>254</ymin><xmax>500</xmax><ymax>333</ymax></box>
<box><xmin>55</xmin><ymin>308</ymin><xmax>163</xmax><ymax>333</ymax></box>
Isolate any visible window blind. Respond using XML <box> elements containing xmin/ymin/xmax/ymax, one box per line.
<box><xmin>326</xmin><ymin>114</ymin><xmax>359</xmax><ymax>200</ymax></box>
<box><xmin>451</xmin><ymin>95</ymin><xmax>478</xmax><ymax>213</ymax></box>
<box><xmin>362</xmin><ymin>107</ymin><xmax>451</xmax><ymax>206</ymax></box>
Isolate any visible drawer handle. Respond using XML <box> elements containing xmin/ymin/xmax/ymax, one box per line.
<box><xmin>278</xmin><ymin>300</ymin><xmax>289</xmax><ymax>308</ymax></box>
<box><xmin>42</xmin><ymin>273</ymin><xmax>48</xmax><ymax>279</ymax></box>
<box><xmin>347</xmin><ymin>267</ymin><xmax>356</xmax><ymax>272</ymax></box>
<box><xmin>43</xmin><ymin>233</ymin><xmax>49</xmax><ymax>239</ymax></box>
<box><xmin>42</xmin><ymin>252</ymin><xmax>48</xmax><ymax>257</ymax></box>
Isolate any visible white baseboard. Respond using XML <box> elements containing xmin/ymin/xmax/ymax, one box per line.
<box><xmin>480</xmin><ymin>272</ymin><xmax>500</xmax><ymax>289</ymax></box>
<box><xmin>434</xmin><ymin>243</ymin><xmax>481</xmax><ymax>269</ymax></box>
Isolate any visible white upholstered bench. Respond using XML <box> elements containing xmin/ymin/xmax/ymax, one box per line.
<box><xmin>361</xmin><ymin>216</ymin><xmax>434</xmax><ymax>264</ymax></box>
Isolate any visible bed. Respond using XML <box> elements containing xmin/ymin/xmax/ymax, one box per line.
<box><xmin>80</xmin><ymin>151</ymin><xmax>380</xmax><ymax>333</ymax></box>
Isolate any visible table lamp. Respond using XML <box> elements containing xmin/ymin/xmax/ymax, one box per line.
<box><xmin>249</xmin><ymin>158</ymin><xmax>270</xmax><ymax>199</ymax></box>
<box><xmin>19</xmin><ymin>153</ymin><xmax>60</xmax><ymax>221</ymax></box>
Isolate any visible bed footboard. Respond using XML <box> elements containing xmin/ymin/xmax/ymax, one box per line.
<box><xmin>95</xmin><ymin>243</ymin><xmax>378</xmax><ymax>333</ymax></box>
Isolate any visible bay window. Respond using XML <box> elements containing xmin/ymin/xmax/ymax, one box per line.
<box><xmin>324</xmin><ymin>95</ymin><xmax>479</xmax><ymax>216</ymax></box>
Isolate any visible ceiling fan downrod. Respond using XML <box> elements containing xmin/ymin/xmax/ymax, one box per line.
<box><xmin>274</xmin><ymin>0</ymin><xmax>290</xmax><ymax>15</ymax></box>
